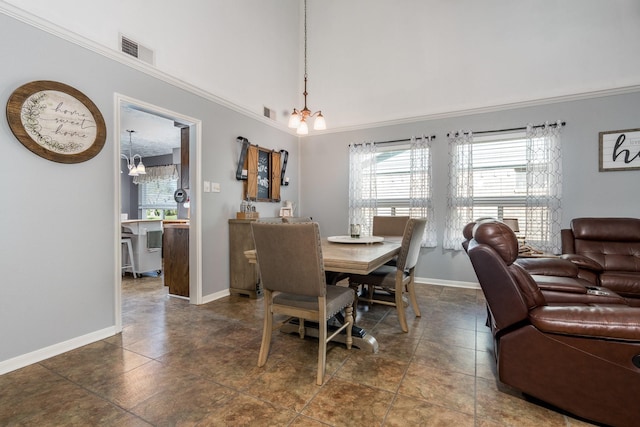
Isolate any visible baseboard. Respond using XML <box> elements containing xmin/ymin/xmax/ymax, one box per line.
<box><xmin>0</xmin><ymin>326</ymin><xmax>118</xmax><ymax>375</ymax></box>
<box><xmin>201</xmin><ymin>288</ymin><xmax>231</xmax><ymax>305</ymax></box>
<box><xmin>415</xmin><ymin>276</ymin><xmax>480</xmax><ymax>290</ymax></box>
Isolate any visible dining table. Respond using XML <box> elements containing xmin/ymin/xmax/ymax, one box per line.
<box><xmin>244</xmin><ymin>235</ymin><xmax>402</xmax><ymax>352</ymax></box>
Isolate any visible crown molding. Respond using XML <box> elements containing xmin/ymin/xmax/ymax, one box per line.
<box><xmin>318</xmin><ymin>84</ymin><xmax>640</xmax><ymax>135</ymax></box>
<box><xmin>4</xmin><ymin>2</ymin><xmax>639</xmax><ymax>139</ymax></box>
<box><xmin>0</xmin><ymin>2</ymin><xmax>291</xmax><ymax>133</ymax></box>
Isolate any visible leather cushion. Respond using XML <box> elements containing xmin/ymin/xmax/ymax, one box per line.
<box><xmin>529</xmin><ymin>305</ymin><xmax>640</xmax><ymax>341</ymax></box>
<box><xmin>571</xmin><ymin>217</ymin><xmax>640</xmax><ymax>241</ymax></box>
<box><xmin>473</xmin><ymin>221</ymin><xmax>519</xmax><ymax>264</ymax></box>
<box><xmin>599</xmin><ymin>271</ymin><xmax>640</xmax><ymax>297</ymax></box>
<box><xmin>516</xmin><ymin>257</ymin><xmax>579</xmax><ymax>277</ymax></box>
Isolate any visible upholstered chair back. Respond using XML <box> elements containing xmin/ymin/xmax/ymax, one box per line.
<box><xmin>396</xmin><ymin>218</ymin><xmax>427</xmax><ymax>272</ymax></box>
<box><xmin>251</xmin><ymin>222</ymin><xmax>326</xmax><ymax>297</ymax></box>
<box><xmin>372</xmin><ymin>216</ymin><xmax>410</xmax><ymax>237</ymax></box>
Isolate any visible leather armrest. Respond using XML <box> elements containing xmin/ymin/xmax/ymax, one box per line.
<box><xmin>529</xmin><ymin>305</ymin><xmax>640</xmax><ymax>341</ymax></box>
<box><xmin>531</xmin><ymin>275</ymin><xmax>587</xmax><ymax>293</ymax></box>
<box><xmin>516</xmin><ymin>257</ymin><xmax>579</xmax><ymax>277</ymax></box>
<box><xmin>560</xmin><ymin>254</ymin><xmax>604</xmax><ymax>272</ymax></box>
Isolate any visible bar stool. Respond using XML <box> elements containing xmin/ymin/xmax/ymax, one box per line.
<box><xmin>121</xmin><ymin>237</ymin><xmax>137</xmax><ymax>278</ymax></box>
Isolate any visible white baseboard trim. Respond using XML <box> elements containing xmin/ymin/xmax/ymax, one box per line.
<box><xmin>0</xmin><ymin>326</ymin><xmax>117</xmax><ymax>375</ymax></box>
<box><xmin>201</xmin><ymin>288</ymin><xmax>231</xmax><ymax>305</ymax></box>
<box><xmin>415</xmin><ymin>276</ymin><xmax>480</xmax><ymax>290</ymax></box>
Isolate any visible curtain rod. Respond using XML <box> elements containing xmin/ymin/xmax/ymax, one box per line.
<box><xmin>447</xmin><ymin>121</ymin><xmax>566</xmax><ymax>138</ymax></box>
<box><xmin>351</xmin><ymin>135</ymin><xmax>436</xmax><ymax>147</ymax></box>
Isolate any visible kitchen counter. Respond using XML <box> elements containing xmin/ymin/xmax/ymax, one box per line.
<box><xmin>121</xmin><ymin>220</ymin><xmax>163</xmax><ymax>276</ymax></box>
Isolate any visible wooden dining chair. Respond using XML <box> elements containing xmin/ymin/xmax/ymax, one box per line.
<box><xmin>372</xmin><ymin>215</ymin><xmax>410</xmax><ymax>237</ymax></box>
<box><xmin>251</xmin><ymin>221</ymin><xmax>355</xmax><ymax>385</ymax></box>
<box><xmin>349</xmin><ymin>218</ymin><xmax>427</xmax><ymax>332</ymax></box>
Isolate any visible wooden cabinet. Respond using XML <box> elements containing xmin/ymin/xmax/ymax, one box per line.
<box><xmin>229</xmin><ymin>219</ymin><xmax>262</xmax><ymax>298</ymax></box>
<box><xmin>163</xmin><ymin>223</ymin><xmax>189</xmax><ymax>298</ymax></box>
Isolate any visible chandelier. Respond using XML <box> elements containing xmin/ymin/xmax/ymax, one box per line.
<box><xmin>121</xmin><ymin>129</ymin><xmax>146</xmax><ymax>177</ymax></box>
<box><xmin>288</xmin><ymin>0</ymin><xmax>326</xmax><ymax>135</ymax></box>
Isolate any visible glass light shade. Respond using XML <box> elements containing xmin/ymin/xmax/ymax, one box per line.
<box><xmin>296</xmin><ymin>119</ymin><xmax>309</xmax><ymax>135</ymax></box>
<box><xmin>128</xmin><ymin>165</ymin><xmax>139</xmax><ymax>176</ymax></box>
<box><xmin>313</xmin><ymin>112</ymin><xmax>326</xmax><ymax>130</ymax></box>
<box><xmin>136</xmin><ymin>160</ymin><xmax>146</xmax><ymax>174</ymax></box>
<box><xmin>288</xmin><ymin>110</ymin><xmax>300</xmax><ymax>128</ymax></box>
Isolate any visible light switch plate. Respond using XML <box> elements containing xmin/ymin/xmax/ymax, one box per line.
<box><xmin>211</xmin><ymin>182</ymin><xmax>221</xmax><ymax>193</ymax></box>
<box><xmin>203</xmin><ymin>181</ymin><xmax>211</xmax><ymax>192</ymax></box>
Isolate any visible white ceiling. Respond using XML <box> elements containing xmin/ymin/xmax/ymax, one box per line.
<box><xmin>6</xmin><ymin>0</ymin><xmax>640</xmax><ymax>133</ymax></box>
<box><xmin>120</xmin><ymin>106</ymin><xmax>181</xmax><ymax>158</ymax></box>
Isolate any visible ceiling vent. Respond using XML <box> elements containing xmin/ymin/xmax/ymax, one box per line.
<box><xmin>120</xmin><ymin>35</ymin><xmax>154</xmax><ymax>65</ymax></box>
<box><xmin>263</xmin><ymin>106</ymin><xmax>276</xmax><ymax>121</ymax></box>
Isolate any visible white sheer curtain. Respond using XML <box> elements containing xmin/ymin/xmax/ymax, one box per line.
<box><xmin>410</xmin><ymin>136</ymin><xmax>437</xmax><ymax>247</ymax></box>
<box><xmin>349</xmin><ymin>142</ymin><xmax>377</xmax><ymax>235</ymax></box>
<box><xmin>524</xmin><ymin>121</ymin><xmax>563</xmax><ymax>253</ymax></box>
<box><xmin>443</xmin><ymin>131</ymin><xmax>474</xmax><ymax>250</ymax></box>
<box><xmin>133</xmin><ymin>165</ymin><xmax>178</xmax><ymax>184</ymax></box>
<box><xmin>349</xmin><ymin>137</ymin><xmax>436</xmax><ymax>245</ymax></box>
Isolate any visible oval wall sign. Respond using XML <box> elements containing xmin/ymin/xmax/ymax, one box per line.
<box><xmin>6</xmin><ymin>80</ymin><xmax>106</xmax><ymax>163</ymax></box>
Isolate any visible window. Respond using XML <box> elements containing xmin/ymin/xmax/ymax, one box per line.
<box><xmin>349</xmin><ymin>136</ymin><xmax>436</xmax><ymax>246</ymax></box>
<box><xmin>471</xmin><ymin>133</ymin><xmax>529</xmax><ymax>225</ymax></box>
<box><xmin>138</xmin><ymin>175</ymin><xmax>178</xmax><ymax>220</ymax></box>
<box><xmin>444</xmin><ymin>123</ymin><xmax>563</xmax><ymax>253</ymax></box>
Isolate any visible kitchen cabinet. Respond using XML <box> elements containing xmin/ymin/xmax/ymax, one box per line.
<box><xmin>163</xmin><ymin>223</ymin><xmax>189</xmax><ymax>298</ymax></box>
<box><xmin>229</xmin><ymin>219</ymin><xmax>262</xmax><ymax>298</ymax></box>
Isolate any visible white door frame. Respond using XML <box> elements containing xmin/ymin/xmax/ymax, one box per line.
<box><xmin>113</xmin><ymin>93</ymin><xmax>203</xmax><ymax>332</ymax></box>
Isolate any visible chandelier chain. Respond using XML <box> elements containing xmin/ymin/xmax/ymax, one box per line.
<box><xmin>304</xmin><ymin>0</ymin><xmax>308</xmax><ymax>79</ymax></box>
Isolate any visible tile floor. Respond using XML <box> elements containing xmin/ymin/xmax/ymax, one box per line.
<box><xmin>0</xmin><ymin>275</ymin><xmax>597</xmax><ymax>426</ymax></box>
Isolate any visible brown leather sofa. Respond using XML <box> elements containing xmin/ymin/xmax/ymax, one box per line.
<box><xmin>463</xmin><ymin>221</ymin><xmax>627</xmax><ymax>305</ymax></box>
<box><xmin>561</xmin><ymin>217</ymin><xmax>640</xmax><ymax>301</ymax></box>
<box><xmin>467</xmin><ymin>220</ymin><xmax>640</xmax><ymax>427</ymax></box>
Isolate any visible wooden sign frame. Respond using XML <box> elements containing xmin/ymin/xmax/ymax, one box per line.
<box><xmin>6</xmin><ymin>80</ymin><xmax>106</xmax><ymax>163</ymax></box>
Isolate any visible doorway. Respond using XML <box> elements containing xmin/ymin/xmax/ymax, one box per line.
<box><xmin>114</xmin><ymin>94</ymin><xmax>203</xmax><ymax>332</ymax></box>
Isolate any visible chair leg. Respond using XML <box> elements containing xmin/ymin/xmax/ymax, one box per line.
<box><xmin>317</xmin><ymin>297</ymin><xmax>328</xmax><ymax>385</ymax></box>
<box><xmin>407</xmin><ymin>279</ymin><xmax>421</xmax><ymax>317</ymax></box>
<box><xmin>298</xmin><ymin>318</ymin><xmax>305</xmax><ymax>338</ymax></box>
<box><xmin>396</xmin><ymin>279</ymin><xmax>409</xmax><ymax>333</ymax></box>
<box><xmin>317</xmin><ymin>319</ymin><xmax>327</xmax><ymax>386</ymax></box>
<box><xmin>258</xmin><ymin>290</ymin><xmax>273</xmax><ymax>367</ymax></box>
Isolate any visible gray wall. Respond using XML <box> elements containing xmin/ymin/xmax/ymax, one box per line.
<box><xmin>300</xmin><ymin>91</ymin><xmax>640</xmax><ymax>284</ymax></box>
<box><xmin>0</xmin><ymin>13</ymin><xmax>298</xmax><ymax>367</ymax></box>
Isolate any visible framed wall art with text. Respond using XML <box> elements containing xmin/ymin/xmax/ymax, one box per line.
<box><xmin>6</xmin><ymin>80</ymin><xmax>106</xmax><ymax>163</ymax></box>
<box><xmin>599</xmin><ymin>128</ymin><xmax>640</xmax><ymax>172</ymax></box>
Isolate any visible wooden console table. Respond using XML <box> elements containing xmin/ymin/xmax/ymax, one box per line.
<box><xmin>229</xmin><ymin>219</ymin><xmax>262</xmax><ymax>298</ymax></box>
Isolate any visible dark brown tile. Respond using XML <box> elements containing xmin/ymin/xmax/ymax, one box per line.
<box><xmin>475</xmin><ymin>378</ymin><xmax>568</xmax><ymax>426</ymax></box>
<box><xmin>0</xmin><ymin>278</ymin><xmax>594</xmax><ymax>426</ymax></box>
<box><xmin>302</xmin><ymin>377</ymin><xmax>395</xmax><ymax>425</ymax></box>
<box><xmin>412</xmin><ymin>339</ymin><xmax>476</xmax><ymax>376</ymax></box>
<box><xmin>197</xmin><ymin>393</ymin><xmax>297</xmax><ymax>426</ymax></box>
<box><xmin>130</xmin><ymin>377</ymin><xmax>237</xmax><ymax>426</ymax></box>
<box><xmin>335</xmin><ymin>350</ymin><xmax>408</xmax><ymax>392</ymax></box>
<box><xmin>244</xmin><ymin>359</ymin><xmax>323</xmax><ymax>412</ymax></box>
<box><xmin>385</xmin><ymin>394</ymin><xmax>475</xmax><ymax>426</ymax></box>
<box><xmin>39</xmin><ymin>341</ymin><xmax>153</xmax><ymax>386</ymax></box>
<box><xmin>399</xmin><ymin>363</ymin><xmax>475</xmax><ymax>415</ymax></box>
<box><xmin>0</xmin><ymin>365</ymin><xmax>147</xmax><ymax>426</ymax></box>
